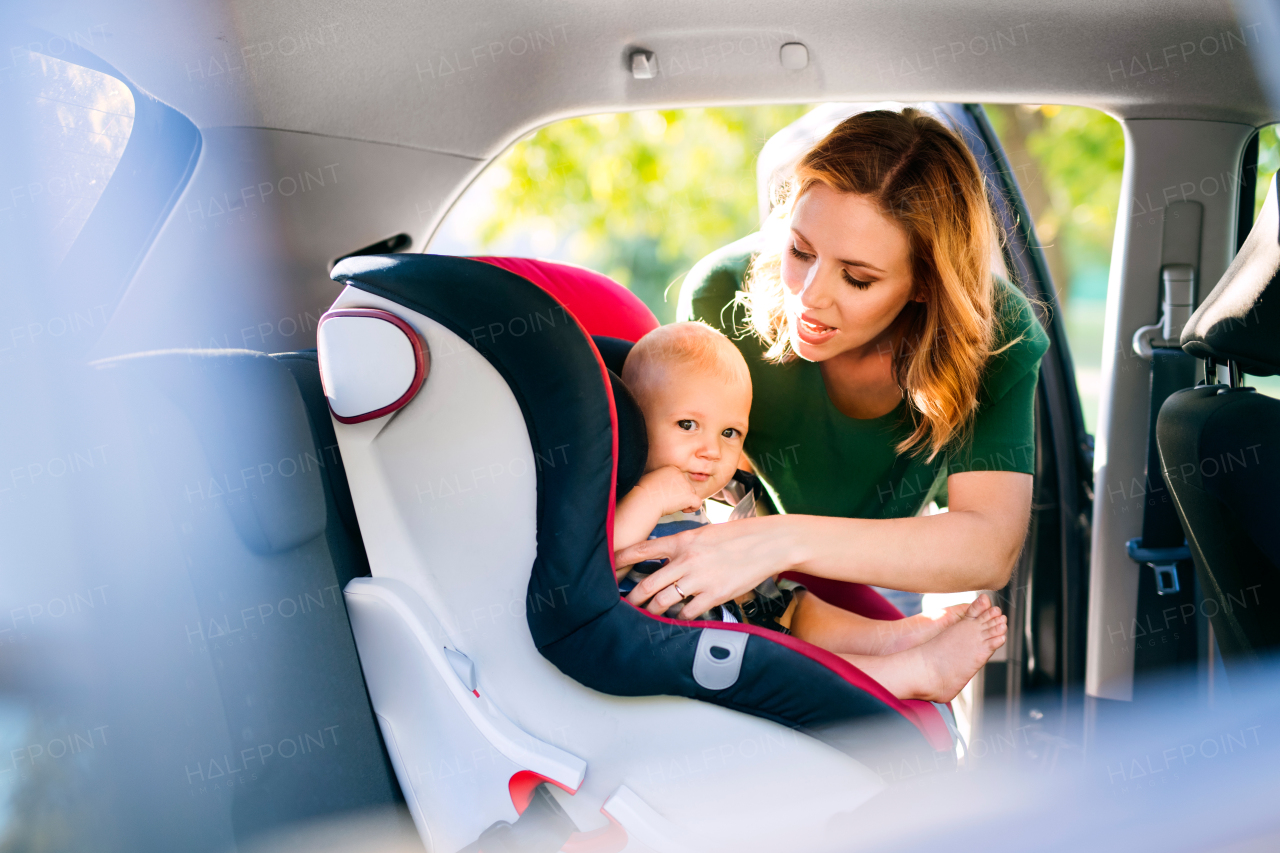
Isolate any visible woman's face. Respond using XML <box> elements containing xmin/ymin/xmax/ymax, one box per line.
<box><xmin>778</xmin><ymin>183</ymin><xmax>920</xmax><ymax>363</ymax></box>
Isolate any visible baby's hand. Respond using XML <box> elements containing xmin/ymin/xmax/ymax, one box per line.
<box><xmin>636</xmin><ymin>466</ymin><xmax>701</xmax><ymax>516</ymax></box>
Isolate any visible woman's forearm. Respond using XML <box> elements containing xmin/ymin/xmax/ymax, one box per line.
<box><xmin>778</xmin><ymin>470</ymin><xmax>1032</xmax><ymax>592</ymax></box>
<box><xmin>780</xmin><ymin>510</ymin><xmax>1020</xmax><ymax>593</ymax></box>
<box><xmin>618</xmin><ymin>472</ymin><xmax>1031</xmax><ymax>617</ymax></box>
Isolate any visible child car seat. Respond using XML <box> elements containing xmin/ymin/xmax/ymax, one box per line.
<box><xmin>318</xmin><ymin>253</ymin><xmax>956</xmax><ymax>852</ymax></box>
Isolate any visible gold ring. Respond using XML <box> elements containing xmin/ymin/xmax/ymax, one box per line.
<box><xmin>673</xmin><ymin>583</ymin><xmax>687</xmax><ymax>599</ymax></box>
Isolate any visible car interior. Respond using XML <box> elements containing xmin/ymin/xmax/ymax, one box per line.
<box><xmin>3</xmin><ymin>1</ymin><xmax>1279</xmax><ymax>851</ymax></box>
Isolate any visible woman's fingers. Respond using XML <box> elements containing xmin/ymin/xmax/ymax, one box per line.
<box><xmin>624</xmin><ymin>559</ymin><xmax>684</xmax><ymax>607</ymax></box>
<box><xmin>615</xmin><ymin>535</ymin><xmax>679</xmax><ymax>571</ymax></box>
<box><xmin>643</xmin><ymin>584</ymin><xmax>689</xmax><ymax>615</ymax></box>
<box><xmin>677</xmin><ymin>593</ymin><xmax>718</xmax><ymax>621</ymax></box>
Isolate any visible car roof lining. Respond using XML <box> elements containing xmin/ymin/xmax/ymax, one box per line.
<box><xmin>62</xmin><ymin>0</ymin><xmax>1274</xmax><ymax>160</ymax></box>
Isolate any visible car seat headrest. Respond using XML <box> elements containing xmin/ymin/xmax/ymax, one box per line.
<box><xmin>1181</xmin><ymin>173</ymin><xmax>1280</xmax><ymax>376</ymax></box>
<box><xmin>94</xmin><ymin>349</ymin><xmax>327</xmax><ymax>554</ymax></box>
<box><xmin>590</xmin><ymin>336</ymin><xmax>648</xmax><ymax>498</ymax></box>
<box><xmin>591</xmin><ymin>335</ymin><xmax>634</xmax><ymax>376</ymax></box>
<box><xmin>608</xmin><ymin>368</ymin><xmax>648</xmax><ymax>499</ymax></box>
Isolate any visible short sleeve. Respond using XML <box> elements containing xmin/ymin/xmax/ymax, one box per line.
<box><xmin>947</xmin><ymin>369</ymin><xmax>1038</xmax><ymax>475</ymax></box>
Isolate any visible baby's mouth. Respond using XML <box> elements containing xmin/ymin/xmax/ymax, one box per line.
<box><xmin>687</xmin><ymin>472</ymin><xmax>711</xmax><ymax>482</ymax></box>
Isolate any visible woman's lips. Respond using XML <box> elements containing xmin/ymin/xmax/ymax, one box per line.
<box><xmin>795</xmin><ymin>313</ymin><xmax>838</xmax><ymax>346</ymax></box>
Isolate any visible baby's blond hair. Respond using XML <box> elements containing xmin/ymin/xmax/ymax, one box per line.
<box><xmin>621</xmin><ymin>321</ymin><xmax>751</xmax><ymax>407</ymax></box>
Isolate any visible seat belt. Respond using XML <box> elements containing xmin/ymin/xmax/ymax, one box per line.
<box><xmin>1127</xmin><ymin>201</ymin><xmax>1201</xmax><ymax>675</ymax></box>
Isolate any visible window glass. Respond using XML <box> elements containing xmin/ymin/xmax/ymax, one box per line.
<box><xmin>982</xmin><ymin>105</ymin><xmax>1123</xmax><ymax>434</ymax></box>
<box><xmin>1253</xmin><ymin>124</ymin><xmax>1279</xmax><ymax>220</ymax></box>
<box><xmin>1248</xmin><ymin>125</ymin><xmax>1279</xmax><ymax>400</ymax></box>
<box><xmin>7</xmin><ymin>52</ymin><xmax>136</xmax><ymax>266</ymax></box>
<box><xmin>430</xmin><ymin>107</ymin><xmax>811</xmax><ymax>323</ymax></box>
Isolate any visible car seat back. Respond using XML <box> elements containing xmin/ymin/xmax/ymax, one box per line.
<box><xmin>1157</xmin><ymin>175</ymin><xmax>1280</xmax><ymax>665</ymax></box>
<box><xmin>91</xmin><ymin>348</ymin><xmax>401</xmax><ymax>845</ymax></box>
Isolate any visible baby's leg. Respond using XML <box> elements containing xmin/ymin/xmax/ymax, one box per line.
<box><xmin>840</xmin><ymin>599</ymin><xmax>1007</xmax><ymax>703</ymax></box>
<box><xmin>789</xmin><ymin>590</ymin><xmax>984</xmax><ymax>656</ymax></box>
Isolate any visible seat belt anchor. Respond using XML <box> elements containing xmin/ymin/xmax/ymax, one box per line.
<box><xmin>1125</xmin><ymin>538</ymin><xmax>1190</xmax><ymax>596</ymax></box>
<box><xmin>1132</xmin><ymin>264</ymin><xmax>1197</xmax><ymax>359</ymax></box>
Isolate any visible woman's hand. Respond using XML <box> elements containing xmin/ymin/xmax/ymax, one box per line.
<box><xmin>619</xmin><ymin>515</ymin><xmax>800</xmax><ymax>619</ymax></box>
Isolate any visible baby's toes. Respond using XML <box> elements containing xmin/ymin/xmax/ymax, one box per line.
<box><xmin>965</xmin><ymin>595</ymin><xmax>991</xmax><ymax>618</ymax></box>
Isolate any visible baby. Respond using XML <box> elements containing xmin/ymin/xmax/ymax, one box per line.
<box><xmin>613</xmin><ymin>321</ymin><xmax>1007</xmax><ymax>703</ymax></box>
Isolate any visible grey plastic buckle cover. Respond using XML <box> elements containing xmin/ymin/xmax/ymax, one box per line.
<box><xmin>692</xmin><ymin>628</ymin><xmax>749</xmax><ymax>690</ymax></box>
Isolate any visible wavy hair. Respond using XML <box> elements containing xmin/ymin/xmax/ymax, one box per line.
<box><xmin>740</xmin><ymin>108</ymin><xmax>1013</xmax><ymax>461</ymax></box>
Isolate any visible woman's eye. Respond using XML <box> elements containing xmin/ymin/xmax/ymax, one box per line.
<box><xmin>788</xmin><ymin>244</ymin><xmax>813</xmax><ymax>261</ymax></box>
<box><xmin>677</xmin><ymin>419</ymin><xmax>696</xmax><ymax>431</ymax></box>
<box><xmin>842</xmin><ymin>270</ymin><xmax>872</xmax><ymax>289</ymax></box>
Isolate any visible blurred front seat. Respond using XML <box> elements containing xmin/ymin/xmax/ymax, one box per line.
<box><xmin>1156</xmin><ymin>174</ymin><xmax>1280</xmax><ymax>666</ymax></box>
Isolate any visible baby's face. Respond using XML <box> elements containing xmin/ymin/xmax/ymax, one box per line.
<box><xmin>641</xmin><ymin>364</ymin><xmax>751</xmax><ymax>502</ymax></box>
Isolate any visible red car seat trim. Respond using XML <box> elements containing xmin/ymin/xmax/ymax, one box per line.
<box><xmin>509</xmin><ymin>769</ymin><xmax>581</xmax><ymax>814</ymax></box>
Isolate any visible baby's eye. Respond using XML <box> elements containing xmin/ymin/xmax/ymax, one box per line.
<box><xmin>677</xmin><ymin>419</ymin><xmax>696</xmax><ymax>431</ymax></box>
<box><xmin>721</xmin><ymin>427</ymin><xmax>740</xmax><ymax>439</ymax></box>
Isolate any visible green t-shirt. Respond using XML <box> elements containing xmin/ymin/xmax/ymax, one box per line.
<box><xmin>677</xmin><ymin>232</ymin><xmax>1050</xmax><ymax>520</ymax></box>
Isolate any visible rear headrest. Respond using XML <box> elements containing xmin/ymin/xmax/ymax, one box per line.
<box><xmin>94</xmin><ymin>349</ymin><xmax>327</xmax><ymax>554</ymax></box>
<box><xmin>1181</xmin><ymin>173</ymin><xmax>1280</xmax><ymax>376</ymax></box>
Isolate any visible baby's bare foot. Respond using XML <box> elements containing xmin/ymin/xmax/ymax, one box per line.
<box><xmin>911</xmin><ymin>606</ymin><xmax>1006</xmax><ymax>702</ymax></box>
<box><xmin>872</xmin><ymin>593</ymin><xmax>993</xmax><ymax>655</ymax></box>
<box><xmin>872</xmin><ymin>603</ymin><xmax>965</xmax><ymax>655</ymax></box>
<box><xmin>848</xmin><ymin>604</ymin><xmax>1006</xmax><ymax>703</ymax></box>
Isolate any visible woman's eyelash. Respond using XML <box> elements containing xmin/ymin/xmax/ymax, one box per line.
<box><xmin>842</xmin><ymin>270</ymin><xmax>872</xmax><ymax>289</ymax></box>
<box><xmin>791</xmin><ymin>244</ymin><xmax>872</xmax><ymax>289</ymax></box>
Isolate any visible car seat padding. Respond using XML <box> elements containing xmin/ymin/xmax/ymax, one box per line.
<box><xmin>472</xmin><ymin>256</ymin><xmax>660</xmax><ymax>344</ymax></box>
<box><xmin>330</xmin><ymin>253</ymin><xmax>953</xmax><ymax>758</ymax></box>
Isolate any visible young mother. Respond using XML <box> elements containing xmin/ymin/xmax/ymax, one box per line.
<box><xmin>620</xmin><ymin>108</ymin><xmax>1049</xmax><ymax>621</ymax></box>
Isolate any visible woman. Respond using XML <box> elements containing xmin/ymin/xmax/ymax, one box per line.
<box><xmin>620</xmin><ymin>108</ymin><xmax>1049</xmax><ymax>622</ymax></box>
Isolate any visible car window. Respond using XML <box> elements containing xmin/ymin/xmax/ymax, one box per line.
<box><xmin>10</xmin><ymin>51</ymin><xmax>136</xmax><ymax>267</ymax></box>
<box><xmin>1252</xmin><ymin>124</ymin><xmax>1279</xmax><ymax>220</ymax></box>
<box><xmin>430</xmin><ymin>106</ymin><xmax>812</xmax><ymax>324</ymax></box>
<box><xmin>1247</xmin><ymin>124</ymin><xmax>1279</xmax><ymax>400</ymax></box>
<box><xmin>983</xmin><ymin>105</ymin><xmax>1123</xmax><ymax>434</ymax></box>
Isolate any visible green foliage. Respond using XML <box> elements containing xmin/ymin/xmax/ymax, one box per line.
<box><xmin>985</xmin><ymin>103</ymin><xmax>1124</xmax><ymax>282</ymax></box>
<box><xmin>477</xmin><ymin>103</ymin><xmax>1131</xmax><ymax>321</ymax></box>
<box><xmin>476</xmin><ymin>107</ymin><xmax>810</xmax><ymax>322</ymax></box>
<box><xmin>1027</xmin><ymin>105</ymin><xmax>1125</xmax><ymax>269</ymax></box>
<box><xmin>1254</xmin><ymin>124</ymin><xmax>1279</xmax><ymax>218</ymax></box>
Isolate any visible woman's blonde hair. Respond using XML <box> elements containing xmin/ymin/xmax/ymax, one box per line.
<box><xmin>741</xmin><ymin>107</ymin><xmax>1012</xmax><ymax>461</ymax></box>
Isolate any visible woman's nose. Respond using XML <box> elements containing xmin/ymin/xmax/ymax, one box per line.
<box><xmin>798</xmin><ymin>263</ymin><xmax>835</xmax><ymax>310</ymax></box>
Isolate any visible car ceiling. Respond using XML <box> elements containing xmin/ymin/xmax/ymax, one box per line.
<box><xmin>20</xmin><ymin>0</ymin><xmax>1272</xmax><ymax>360</ymax></box>
<box><xmin>43</xmin><ymin>0</ymin><xmax>1275</xmax><ymax>161</ymax></box>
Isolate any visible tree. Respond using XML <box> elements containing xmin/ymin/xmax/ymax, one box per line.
<box><xmin>475</xmin><ymin>106</ymin><xmax>810</xmax><ymax>323</ymax></box>
<box><xmin>984</xmin><ymin>104</ymin><xmax>1124</xmax><ymax>305</ymax></box>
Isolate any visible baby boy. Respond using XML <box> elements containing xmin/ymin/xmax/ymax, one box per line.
<box><xmin>611</xmin><ymin>321</ymin><xmax>1006</xmax><ymax>703</ymax></box>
